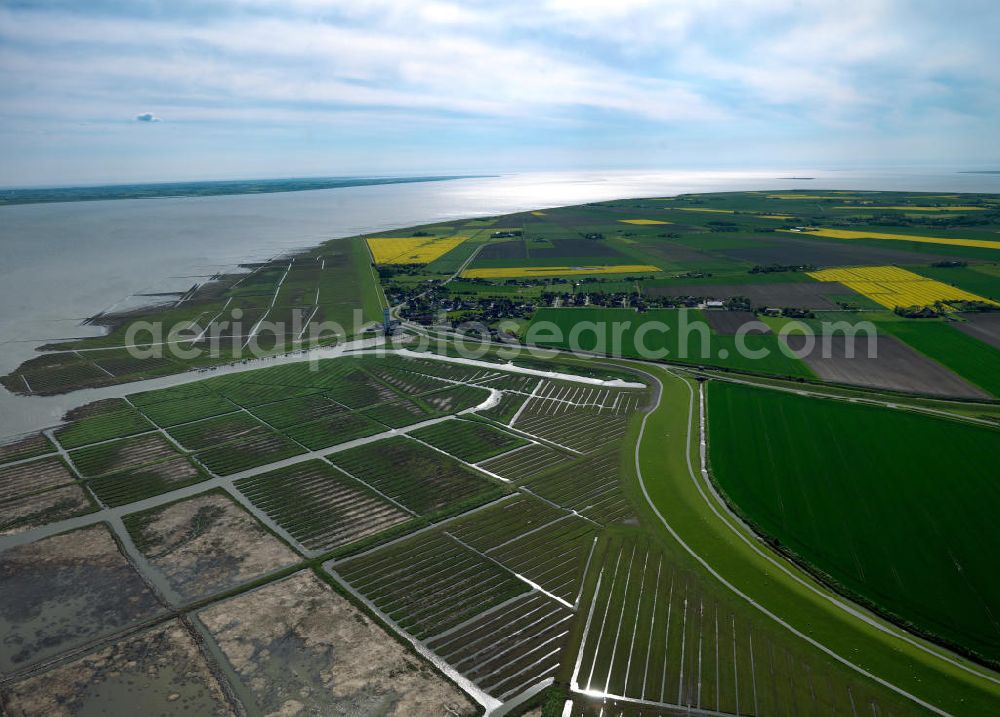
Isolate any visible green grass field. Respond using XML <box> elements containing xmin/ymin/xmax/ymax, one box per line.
<box><xmin>136</xmin><ymin>393</ymin><xmax>240</xmax><ymax>428</ymax></box>
<box><xmin>882</xmin><ymin>321</ymin><xmax>1000</xmax><ymax>397</ymax></box>
<box><xmin>911</xmin><ymin>265</ymin><xmax>1000</xmax><ymax>300</ymax></box>
<box><xmin>410</xmin><ymin>419</ymin><xmax>529</xmax><ymax>462</ymax></box>
<box><xmin>706</xmin><ymin>380</ymin><xmax>1000</xmax><ymax>664</ymax></box>
<box><xmin>423</xmin><ymin>229</ymin><xmax>490</xmax><ymax>274</ymax></box>
<box><xmin>328</xmin><ymin>436</ymin><xmax>505</xmax><ymax>518</ymax></box>
<box><xmin>54</xmin><ymin>403</ymin><xmax>154</xmax><ymax>449</ymax></box>
<box><xmin>527</xmin><ymin>307</ymin><xmax>813</xmax><ymax>378</ymax></box>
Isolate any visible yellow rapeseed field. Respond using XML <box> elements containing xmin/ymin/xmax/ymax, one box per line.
<box><xmin>366</xmin><ymin>235</ymin><xmax>469</xmax><ymax>265</ymax></box>
<box><xmin>531</xmin><ymin>211</ymin><xmax>547</xmax><ymax>216</ymax></box>
<box><xmin>462</xmin><ymin>265</ymin><xmax>661</xmax><ymax>279</ymax></box>
<box><xmin>619</xmin><ymin>219</ymin><xmax>671</xmax><ymax>225</ymax></box>
<box><xmin>784</xmin><ymin>227</ymin><xmax>1000</xmax><ymax>251</ymax></box>
<box><xmin>807</xmin><ymin>265</ymin><xmax>998</xmax><ymax>309</ymax></box>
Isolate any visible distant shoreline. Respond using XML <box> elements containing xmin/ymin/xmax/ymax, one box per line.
<box><xmin>0</xmin><ymin>175</ymin><xmax>488</xmax><ymax>207</ymax></box>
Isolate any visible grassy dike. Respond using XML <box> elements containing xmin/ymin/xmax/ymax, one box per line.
<box><xmin>352</xmin><ymin>235</ymin><xmax>388</xmax><ymax>321</ymax></box>
<box><xmin>628</xmin><ymin>361</ymin><xmax>1000</xmax><ymax>716</ymax></box>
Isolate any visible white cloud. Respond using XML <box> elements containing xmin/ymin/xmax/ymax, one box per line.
<box><xmin>0</xmin><ymin>7</ymin><xmax>725</xmax><ymax>124</ymax></box>
<box><xmin>0</xmin><ymin>0</ymin><xmax>997</xmax><ymax>182</ymax></box>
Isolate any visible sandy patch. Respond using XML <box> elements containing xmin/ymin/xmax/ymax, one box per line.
<box><xmin>1</xmin><ymin>620</ymin><xmax>234</xmax><ymax>716</ymax></box>
<box><xmin>126</xmin><ymin>493</ymin><xmax>299</xmax><ymax>602</ymax></box>
<box><xmin>198</xmin><ymin>571</ymin><xmax>477</xmax><ymax>716</ymax></box>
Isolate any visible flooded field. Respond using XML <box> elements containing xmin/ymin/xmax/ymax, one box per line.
<box><xmin>0</xmin><ymin>523</ymin><xmax>164</xmax><ymax>673</ymax></box>
<box><xmin>1</xmin><ymin>620</ymin><xmax>235</xmax><ymax>716</ymax></box>
<box><xmin>197</xmin><ymin>571</ymin><xmax>478</xmax><ymax>716</ymax></box>
<box><xmin>124</xmin><ymin>493</ymin><xmax>300</xmax><ymax>603</ymax></box>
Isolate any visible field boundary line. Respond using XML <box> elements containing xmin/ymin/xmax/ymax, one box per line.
<box><xmin>402</xmin><ymin>430</ymin><xmax>511</xmax><ymax>484</ymax></box>
<box><xmin>468</xmin><ymin>625</ymin><xmax>569</xmax><ymax>683</ymax></box>
<box><xmin>583</xmin><ymin>545</ymin><xmax>625</xmax><ymax>690</ymax></box>
<box><xmin>513</xmin><ymin>485</ymin><xmax>602</xmax><ymax>529</ymax></box>
<box><xmin>693</xmin><ymin>370</ymin><xmax>999</xmax><ymax>429</ymax></box>
<box><xmin>491</xmin><ymin>677</ymin><xmax>554</xmax><ymax>717</ymax></box>
<box><xmin>446</xmin><ymin>230</ymin><xmax>489</xmax><ymax>283</ymax></box>
<box><xmin>573</xmin><ymin>537</ymin><xmax>600</xmax><ymax>609</ymax></box>
<box><xmin>361</xmin><ymin>237</ymin><xmax>389</xmax><ymax>311</ymax></box>
<box><xmin>323</xmin><ymin>460</ymin><xmax>419</xmax><ymax>517</ymax></box>
<box><xmin>489</xmin><ymin>421</ymin><xmax>584</xmax><ymax>456</ymax></box>
<box><xmin>484</xmin><ymin>644</ymin><xmax>564</xmax><ymax>697</ymax></box>
<box><xmin>0</xmin><ymin>450</ymin><xmax>64</xmax><ymax>472</ymax></box>
<box><xmin>472</xmin><ymin>441</ymin><xmax>534</xmax><ymax>466</ymax></box>
<box><xmin>296</xmin><ymin>305</ymin><xmax>320</xmax><ymax>340</ymax></box>
<box><xmin>640</xmin><ymin>556</ymin><xmax>663</xmax><ymax>700</ymax></box>
<box><xmin>483</xmin><ymin>514</ymin><xmax>573</xmax><ymax>554</ymax></box>
<box><xmin>603</xmin><ymin>543</ymin><xmax>638</xmax><ymax>691</ymax></box>
<box><xmin>570</xmin><ymin>566</ymin><xmax>604</xmax><ymax>692</ymax></box>
<box><xmin>422</xmin><ymin>591</ymin><xmax>536</xmax><ymax>645</ymax></box>
<box><xmin>622</xmin><ymin>546</ymin><xmax>651</xmax><ymax>692</ymax></box>
<box><xmin>321</xmin><ymin>566</ymin><xmax>501</xmax><ymax>713</ymax></box>
<box><xmin>446</xmin><ymin>531</ymin><xmax>575</xmax><ymax>610</ymax></box>
<box><xmin>323</xmin><ymin>493</ymin><xmax>516</xmax><ymax>567</ymax></box>
<box><xmin>508</xmin><ymin>379</ymin><xmax>542</xmax><ymax>425</ymax></box>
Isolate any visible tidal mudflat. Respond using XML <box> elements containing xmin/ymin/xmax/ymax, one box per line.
<box><xmin>124</xmin><ymin>492</ymin><xmax>300</xmax><ymax>603</ymax></box>
<box><xmin>1</xmin><ymin>619</ymin><xmax>235</xmax><ymax>717</ymax></box>
<box><xmin>197</xmin><ymin>571</ymin><xmax>478</xmax><ymax>716</ymax></box>
<box><xmin>0</xmin><ymin>523</ymin><xmax>164</xmax><ymax>673</ymax></box>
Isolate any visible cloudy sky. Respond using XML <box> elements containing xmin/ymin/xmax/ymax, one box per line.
<box><xmin>1</xmin><ymin>0</ymin><xmax>998</xmax><ymax>185</ymax></box>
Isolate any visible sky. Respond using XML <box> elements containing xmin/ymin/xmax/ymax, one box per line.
<box><xmin>1</xmin><ymin>0</ymin><xmax>998</xmax><ymax>186</ymax></box>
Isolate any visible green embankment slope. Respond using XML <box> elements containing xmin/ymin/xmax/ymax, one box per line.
<box><xmin>631</xmin><ymin>363</ymin><xmax>1000</xmax><ymax>716</ymax></box>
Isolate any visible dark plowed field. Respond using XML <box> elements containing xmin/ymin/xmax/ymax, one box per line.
<box><xmin>783</xmin><ymin>334</ymin><xmax>989</xmax><ymax>398</ymax></box>
<box><xmin>704</xmin><ymin>310</ymin><xmax>770</xmax><ymax>334</ymax></box>
<box><xmin>475</xmin><ymin>240</ymin><xmax>527</xmax><ymax>261</ymax></box>
<box><xmin>647</xmin><ymin>281</ymin><xmax>853</xmax><ymax>309</ymax></box>
<box><xmin>954</xmin><ymin>312</ymin><xmax>1000</xmax><ymax>350</ymax></box>
<box><xmin>719</xmin><ymin>235</ymin><xmax>971</xmax><ymax>268</ymax></box>
<box><xmin>531</xmin><ymin>238</ymin><xmax>624</xmax><ymax>259</ymax></box>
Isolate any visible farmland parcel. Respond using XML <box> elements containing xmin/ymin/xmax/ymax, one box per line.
<box><xmin>707</xmin><ymin>380</ymin><xmax>1000</xmax><ymax>665</ymax></box>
